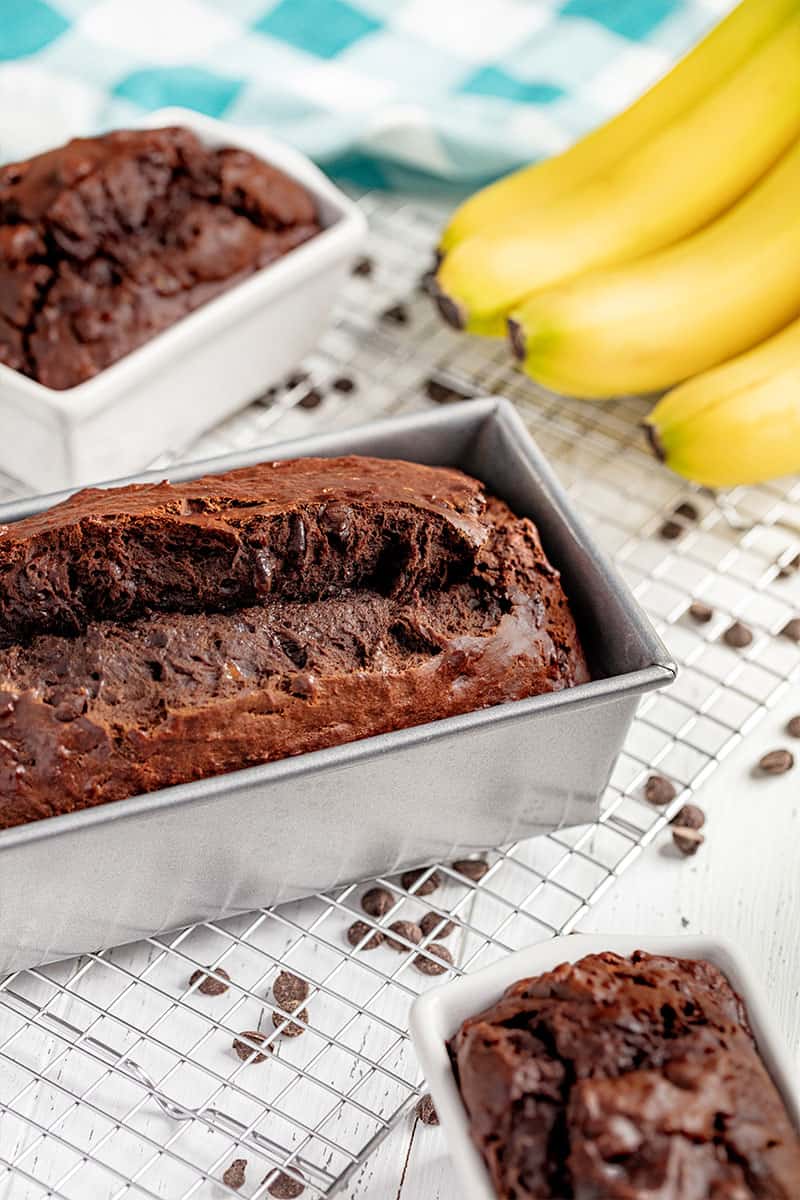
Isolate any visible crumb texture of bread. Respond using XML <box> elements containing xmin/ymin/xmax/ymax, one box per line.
<box><xmin>450</xmin><ymin>950</ymin><xmax>800</xmax><ymax>1199</ymax></box>
<box><xmin>0</xmin><ymin>126</ymin><xmax>319</xmax><ymax>389</ymax></box>
<box><xmin>0</xmin><ymin>455</ymin><xmax>589</xmax><ymax>829</ymax></box>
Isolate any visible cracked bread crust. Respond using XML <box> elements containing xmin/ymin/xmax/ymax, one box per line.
<box><xmin>450</xmin><ymin>951</ymin><xmax>800</xmax><ymax>1199</ymax></box>
<box><xmin>0</xmin><ymin>126</ymin><xmax>319</xmax><ymax>389</ymax></box>
<box><xmin>0</xmin><ymin>461</ymin><xmax>588</xmax><ymax>828</ymax></box>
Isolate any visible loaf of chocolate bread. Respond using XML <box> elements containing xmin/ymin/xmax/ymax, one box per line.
<box><xmin>0</xmin><ymin>456</ymin><xmax>589</xmax><ymax>829</ymax></box>
<box><xmin>450</xmin><ymin>950</ymin><xmax>800</xmax><ymax>1199</ymax></box>
<box><xmin>0</xmin><ymin>126</ymin><xmax>319</xmax><ymax>389</ymax></box>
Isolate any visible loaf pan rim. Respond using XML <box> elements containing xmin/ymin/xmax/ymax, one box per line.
<box><xmin>0</xmin><ymin>396</ymin><xmax>674</xmax><ymax>850</ymax></box>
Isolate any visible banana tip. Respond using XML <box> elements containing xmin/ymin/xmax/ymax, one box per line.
<box><xmin>431</xmin><ymin>281</ymin><xmax>466</xmax><ymax>331</ymax></box>
<box><xmin>643</xmin><ymin>421</ymin><xmax>666</xmax><ymax>463</ymax></box>
<box><xmin>508</xmin><ymin>319</ymin><xmax>526</xmax><ymax>362</ymax></box>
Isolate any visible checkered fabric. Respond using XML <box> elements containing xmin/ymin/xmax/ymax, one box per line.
<box><xmin>0</xmin><ymin>0</ymin><xmax>734</xmax><ymax>185</ymax></box>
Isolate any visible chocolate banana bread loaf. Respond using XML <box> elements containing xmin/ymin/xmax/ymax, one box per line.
<box><xmin>0</xmin><ymin>455</ymin><xmax>589</xmax><ymax>829</ymax></box>
<box><xmin>0</xmin><ymin>126</ymin><xmax>319</xmax><ymax>389</ymax></box>
<box><xmin>450</xmin><ymin>950</ymin><xmax>800</xmax><ymax>1199</ymax></box>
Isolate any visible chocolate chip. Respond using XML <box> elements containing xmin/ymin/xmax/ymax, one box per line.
<box><xmin>351</xmin><ymin>255</ymin><xmax>373</xmax><ymax>277</ymax></box>
<box><xmin>346</xmin><ymin>920</ymin><xmax>384</xmax><ymax>950</ymax></box>
<box><xmin>688</xmin><ymin>601</ymin><xmax>713</xmax><ymax>624</ymax></box>
<box><xmin>424</xmin><ymin>377</ymin><xmax>473</xmax><ymax>405</ymax></box>
<box><xmin>670</xmin><ymin>803</ymin><xmax>705</xmax><ymax>830</ymax></box>
<box><xmin>284</xmin><ymin>370</ymin><xmax>308</xmax><ymax>389</ymax></box>
<box><xmin>786</xmin><ymin>715</ymin><xmax>800</xmax><ymax>738</ymax></box>
<box><xmin>415</xmin><ymin>1093</ymin><xmax>439</xmax><ymax>1125</ymax></box>
<box><xmin>414</xmin><ymin>944</ymin><xmax>453</xmax><ymax>976</ymax></box>
<box><xmin>232</xmin><ymin>1031</ymin><xmax>272</xmax><ymax>1063</ymax></box>
<box><xmin>673</xmin><ymin>501</ymin><xmax>699</xmax><ymax>521</ymax></box>
<box><xmin>385</xmin><ymin>920</ymin><xmax>422</xmax><ymax>952</ymax></box>
<box><xmin>402</xmin><ymin>867</ymin><xmax>441</xmax><ymax>896</ymax></box>
<box><xmin>381</xmin><ymin>302</ymin><xmax>409</xmax><ymax>326</ymax></box>
<box><xmin>644</xmin><ymin>774</ymin><xmax>677</xmax><ymax>806</ymax></box>
<box><xmin>417</xmin><ymin>269</ymin><xmax>437</xmax><ymax>295</ymax></box>
<box><xmin>361</xmin><ymin>886</ymin><xmax>395</xmax><ymax>917</ymax></box>
<box><xmin>272</xmin><ymin>971</ymin><xmax>309</xmax><ymax>1012</ymax></box>
<box><xmin>223</xmin><ymin>1159</ymin><xmax>247</xmax><ymax>1190</ymax></box>
<box><xmin>658</xmin><ymin>519</ymin><xmax>683</xmax><ymax>540</ymax></box>
<box><xmin>723</xmin><ymin>621</ymin><xmax>753</xmax><ymax>648</ymax></box>
<box><xmin>189</xmin><ymin>966</ymin><xmax>230</xmax><ymax>996</ymax></box>
<box><xmin>320</xmin><ymin>501</ymin><xmax>353</xmax><ymax>543</ymax></box>
<box><xmin>272</xmin><ymin>1007</ymin><xmax>308</xmax><ymax>1037</ymax></box>
<box><xmin>451</xmin><ymin>858</ymin><xmax>489</xmax><ymax>882</ymax></box>
<box><xmin>672</xmin><ymin>826</ymin><xmax>704</xmax><ymax>857</ymax></box>
<box><xmin>758</xmin><ymin>748</ymin><xmax>794</xmax><ymax>775</ymax></box>
<box><xmin>420</xmin><ymin>912</ymin><xmax>455</xmax><ymax>939</ymax></box>
<box><xmin>331</xmin><ymin>374</ymin><xmax>356</xmax><ymax>393</ymax></box>
<box><xmin>265</xmin><ymin>1168</ymin><xmax>305</xmax><ymax>1198</ymax></box>
<box><xmin>298</xmin><ymin>388</ymin><xmax>323</xmax><ymax>410</ymax></box>
<box><xmin>780</xmin><ymin>617</ymin><xmax>800</xmax><ymax>642</ymax></box>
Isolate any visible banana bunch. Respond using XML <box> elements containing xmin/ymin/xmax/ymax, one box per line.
<box><xmin>432</xmin><ymin>0</ymin><xmax>800</xmax><ymax>487</ymax></box>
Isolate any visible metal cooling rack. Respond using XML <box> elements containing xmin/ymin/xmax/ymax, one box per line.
<box><xmin>2</xmin><ymin>190</ymin><xmax>800</xmax><ymax>1200</ymax></box>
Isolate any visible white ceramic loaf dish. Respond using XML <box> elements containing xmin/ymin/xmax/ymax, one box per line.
<box><xmin>410</xmin><ymin>932</ymin><xmax>800</xmax><ymax>1200</ymax></box>
<box><xmin>0</xmin><ymin>106</ymin><xmax>366</xmax><ymax>493</ymax></box>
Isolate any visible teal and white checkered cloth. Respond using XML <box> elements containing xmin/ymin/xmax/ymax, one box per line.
<box><xmin>1</xmin><ymin>0</ymin><xmax>733</xmax><ymax>186</ymax></box>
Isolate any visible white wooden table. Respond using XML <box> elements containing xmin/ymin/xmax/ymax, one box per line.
<box><xmin>343</xmin><ymin>689</ymin><xmax>800</xmax><ymax>1199</ymax></box>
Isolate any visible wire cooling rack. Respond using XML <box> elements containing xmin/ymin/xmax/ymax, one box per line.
<box><xmin>2</xmin><ymin>190</ymin><xmax>800</xmax><ymax>1200</ymax></box>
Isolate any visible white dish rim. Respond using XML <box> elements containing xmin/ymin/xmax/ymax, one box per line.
<box><xmin>410</xmin><ymin>932</ymin><xmax>800</xmax><ymax>1200</ymax></box>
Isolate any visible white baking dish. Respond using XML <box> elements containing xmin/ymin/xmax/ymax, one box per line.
<box><xmin>1</xmin><ymin>107</ymin><xmax>366</xmax><ymax>493</ymax></box>
<box><xmin>410</xmin><ymin>932</ymin><xmax>800</xmax><ymax>1200</ymax></box>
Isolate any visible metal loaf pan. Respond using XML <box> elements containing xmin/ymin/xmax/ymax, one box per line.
<box><xmin>0</xmin><ymin>398</ymin><xmax>674</xmax><ymax>974</ymax></box>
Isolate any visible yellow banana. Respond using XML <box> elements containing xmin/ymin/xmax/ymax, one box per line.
<box><xmin>645</xmin><ymin>317</ymin><xmax>800</xmax><ymax>487</ymax></box>
<box><xmin>507</xmin><ymin>136</ymin><xmax>800</xmax><ymax>399</ymax></box>
<box><xmin>440</xmin><ymin>0</ymin><xmax>800</xmax><ymax>255</ymax></box>
<box><xmin>436</xmin><ymin>12</ymin><xmax>800</xmax><ymax>333</ymax></box>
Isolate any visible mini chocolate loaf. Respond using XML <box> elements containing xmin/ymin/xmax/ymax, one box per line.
<box><xmin>0</xmin><ymin>126</ymin><xmax>319</xmax><ymax>389</ymax></box>
<box><xmin>0</xmin><ymin>456</ymin><xmax>589</xmax><ymax>829</ymax></box>
<box><xmin>450</xmin><ymin>950</ymin><xmax>800</xmax><ymax>1199</ymax></box>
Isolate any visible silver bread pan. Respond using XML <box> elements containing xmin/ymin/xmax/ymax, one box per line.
<box><xmin>0</xmin><ymin>397</ymin><xmax>674</xmax><ymax>973</ymax></box>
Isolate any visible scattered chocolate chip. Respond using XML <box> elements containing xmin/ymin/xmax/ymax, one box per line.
<box><xmin>673</xmin><ymin>501</ymin><xmax>699</xmax><ymax>521</ymax></box>
<box><xmin>672</xmin><ymin>826</ymin><xmax>704</xmax><ymax>857</ymax></box>
<box><xmin>232</xmin><ymin>1031</ymin><xmax>272</xmax><ymax>1063</ymax></box>
<box><xmin>758</xmin><ymin>748</ymin><xmax>794</xmax><ymax>775</ymax></box>
<box><xmin>644</xmin><ymin>774</ymin><xmax>677</xmax><ymax>806</ymax></box>
<box><xmin>298</xmin><ymin>387</ymin><xmax>323</xmax><ymax>410</ymax></box>
<box><xmin>415</xmin><ymin>1093</ymin><xmax>439</xmax><ymax>1125</ymax></box>
<box><xmin>688</xmin><ymin>601</ymin><xmax>713</xmax><ymax>624</ymax></box>
<box><xmin>265</xmin><ymin>1168</ymin><xmax>305</xmax><ymax>1198</ymax></box>
<box><xmin>346</xmin><ymin>920</ymin><xmax>384</xmax><ymax>950</ymax></box>
<box><xmin>417</xmin><ymin>269</ymin><xmax>437</xmax><ymax>295</ymax></box>
<box><xmin>670</xmin><ymin>803</ymin><xmax>705</xmax><ymax>830</ymax></box>
<box><xmin>361</xmin><ymin>886</ymin><xmax>395</xmax><ymax>917</ymax></box>
<box><xmin>451</xmin><ymin>858</ymin><xmax>489</xmax><ymax>882</ymax></box>
<box><xmin>780</xmin><ymin>617</ymin><xmax>800</xmax><ymax>642</ymax></box>
<box><xmin>424</xmin><ymin>377</ymin><xmax>473</xmax><ymax>405</ymax></box>
<box><xmin>351</xmin><ymin>255</ymin><xmax>373</xmax><ymax>278</ymax></box>
<box><xmin>658</xmin><ymin>519</ymin><xmax>683</xmax><ymax>540</ymax></box>
<box><xmin>786</xmin><ymin>715</ymin><xmax>800</xmax><ymax>738</ymax></box>
<box><xmin>723</xmin><ymin>621</ymin><xmax>753</xmax><ymax>649</ymax></box>
<box><xmin>420</xmin><ymin>912</ymin><xmax>456</xmax><ymax>939</ymax></box>
<box><xmin>272</xmin><ymin>971</ymin><xmax>309</xmax><ymax>1012</ymax></box>
<box><xmin>414</xmin><ymin>943</ymin><xmax>453</xmax><ymax>976</ymax></box>
<box><xmin>331</xmin><ymin>374</ymin><xmax>356</xmax><ymax>393</ymax></box>
<box><xmin>284</xmin><ymin>370</ymin><xmax>308</xmax><ymax>389</ymax></box>
<box><xmin>386</xmin><ymin>920</ymin><xmax>423</xmax><ymax>951</ymax></box>
<box><xmin>189</xmin><ymin>966</ymin><xmax>230</xmax><ymax>996</ymax></box>
<box><xmin>223</xmin><ymin>1159</ymin><xmax>247</xmax><ymax>1190</ymax></box>
<box><xmin>381</xmin><ymin>302</ymin><xmax>409</xmax><ymax>326</ymax></box>
<box><xmin>402</xmin><ymin>868</ymin><xmax>441</xmax><ymax>896</ymax></box>
<box><xmin>272</xmin><ymin>1007</ymin><xmax>308</xmax><ymax>1037</ymax></box>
